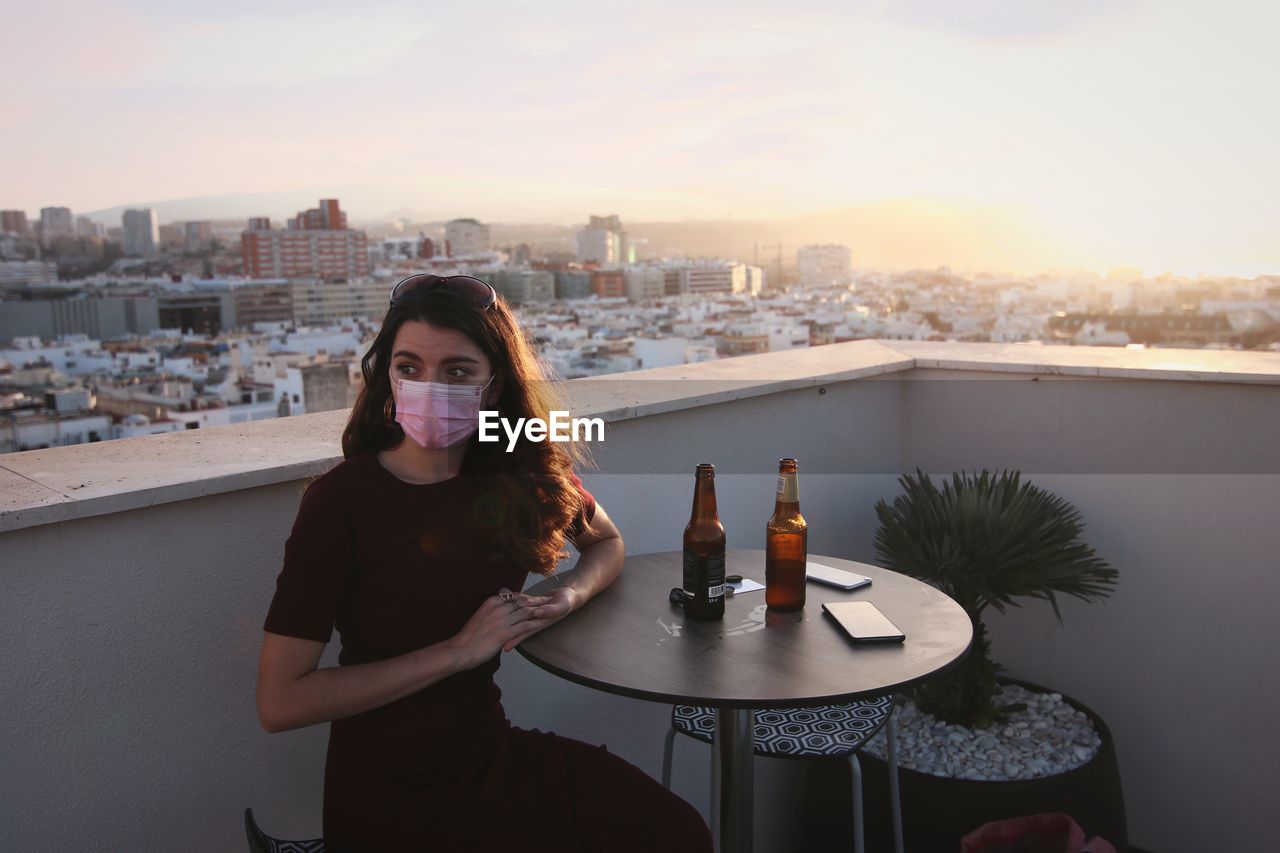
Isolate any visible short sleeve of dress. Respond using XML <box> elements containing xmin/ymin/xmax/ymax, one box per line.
<box><xmin>263</xmin><ymin>476</ymin><xmax>354</xmax><ymax>643</ymax></box>
<box><xmin>564</xmin><ymin>472</ymin><xmax>597</xmax><ymax>540</ymax></box>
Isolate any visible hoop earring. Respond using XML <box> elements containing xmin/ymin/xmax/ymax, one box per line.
<box><xmin>383</xmin><ymin>396</ymin><xmax>397</xmax><ymax>427</ymax></box>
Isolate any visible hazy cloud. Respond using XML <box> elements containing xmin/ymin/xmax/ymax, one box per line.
<box><xmin>882</xmin><ymin>0</ymin><xmax>1132</xmax><ymax>39</ymax></box>
<box><xmin>2</xmin><ymin>0</ymin><xmax>1277</xmax><ymax>274</ymax></box>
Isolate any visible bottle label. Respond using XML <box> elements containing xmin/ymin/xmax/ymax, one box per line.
<box><xmin>705</xmin><ymin>550</ymin><xmax>725</xmax><ymax>602</ymax></box>
<box><xmin>683</xmin><ymin>549</ymin><xmax>726</xmax><ymax>602</ymax></box>
<box><xmin>776</xmin><ymin>473</ymin><xmax>799</xmax><ymax>503</ymax></box>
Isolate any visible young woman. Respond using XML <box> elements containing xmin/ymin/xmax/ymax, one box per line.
<box><xmin>256</xmin><ymin>274</ymin><xmax>712</xmax><ymax>852</ymax></box>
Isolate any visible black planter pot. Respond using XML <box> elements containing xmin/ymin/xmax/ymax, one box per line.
<box><xmin>798</xmin><ymin>678</ymin><xmax>1128</xmax><ymax>853</ymax></box>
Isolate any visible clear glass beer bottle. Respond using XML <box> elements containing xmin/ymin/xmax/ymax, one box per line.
<box><xmin>682</xmin><ymin>463</ymin><xmax>726</xmax><ymax>620</ymax></box>
<box><xmin>765</xmin><ymin>457</ymin><xmax>807</xmax><ymax>610</ymax></box>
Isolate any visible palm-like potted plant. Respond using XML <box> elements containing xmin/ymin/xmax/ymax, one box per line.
<box><xmin>805</xmin><ymin>470</ymin><xmax>1128</xmax><ymax>852</ymax></box>
<box><xmin>874</xmin><ymin>469</ymin><xmax>1118</xmax><ymax>727</ymax></box>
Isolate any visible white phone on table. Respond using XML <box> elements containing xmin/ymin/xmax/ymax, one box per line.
<box><xmin>822</xmin><ymin>601</ymin><xmax>906</xmax><ymax>643</ymax></box>
<box><xmin>806</xmin><ymin>561</ymin><xmax>872</xmax><ymax>590</ymax></box>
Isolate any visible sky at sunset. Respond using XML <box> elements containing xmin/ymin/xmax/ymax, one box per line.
<box><xmin>3</xmin><ymin>0</ymin><xmax>1277</xmax><ymax>275</ymax></box>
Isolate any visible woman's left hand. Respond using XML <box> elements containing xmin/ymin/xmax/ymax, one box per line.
<box><xmin>502</xmin><ymin>587</ymin><xmax>579</xmax><ymax>652</ymax></box>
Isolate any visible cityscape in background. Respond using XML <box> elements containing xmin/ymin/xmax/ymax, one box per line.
<box><xmin>2</xmin><ymin>197</ymin><xmax>1278</xmax><ymax>455</ymax></box>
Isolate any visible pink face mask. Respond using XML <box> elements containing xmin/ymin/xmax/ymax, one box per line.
<box><xmin>392</xmin><ymin>374</ymin><xmax>494</xmax><ymax>449</ymax></box>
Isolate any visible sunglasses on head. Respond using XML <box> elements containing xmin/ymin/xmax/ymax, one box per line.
<box><xmin>389</xmin><ymin>274</ymin><xmax>498</xmax><ymax>310</ymax></box>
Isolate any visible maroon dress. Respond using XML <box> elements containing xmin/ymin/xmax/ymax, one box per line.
<box><xmin>263</xmin><ymin>449</ymin><xmax>712</xmax><ymax>852</ymax></box>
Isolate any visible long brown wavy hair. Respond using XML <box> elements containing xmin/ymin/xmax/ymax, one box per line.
<box><xmin>342</xmin><ymin>286</ymin><xmax>594</xmax><ymax>577</ymax></box>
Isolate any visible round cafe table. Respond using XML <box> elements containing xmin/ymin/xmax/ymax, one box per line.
<box><xmin>518</xmin><ymin>549</ymin><xmax>973</xmax><ymax>853</ymax></box>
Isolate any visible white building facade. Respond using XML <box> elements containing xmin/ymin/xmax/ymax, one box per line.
<box><xmin>797</xmin><ymin>244</ymin><xmax>852</xmax><ymax>288</ymax></box>
<box><xmin>445</xmin><ymin>219</ymin><xmax>491</xmax><ymax>256</ymax></box>
<box><xmin>675</xmin><ymin>261</ymin><xmax>760</xmax><ymax>296</ymax></box>
<box><xmin>39</xmin><ymin>207</ymin><xmax>75</xmax><ymax>244</ymax></box>
<box><xmin>624</xmin><ymin>267</ymin><xmax>665</xmax><ymax>301</ymax></box>
<box><xmin>122</xmin><ymin>209</ymin><xmax>160</xmax><ymax>257</ymax></box>
<box><xmin>576</xmin><ymin>228</ymin><xmax>620</xmax><ymax>265</ymax></box>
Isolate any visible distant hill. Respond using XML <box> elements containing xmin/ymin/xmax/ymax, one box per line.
<box><xmin>82</xmin><ymin>188</ymin><xmax>341</xmax><ymax>227</ymax></box>
<box><xmin>82</xmin><ymin>191</ymin><xmax>1072</xmax><ymax>274</ymax></box>
<box><xmin>627</xmin><ymin>200</ymin><xmax>1071</xmax><ymax>274</ymax></box>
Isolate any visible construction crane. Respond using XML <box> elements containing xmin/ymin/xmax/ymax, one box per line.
<box><xmin>753</xmin><ymin>242</ymin><xmax>797</xmax><ymax>292</ymax></box>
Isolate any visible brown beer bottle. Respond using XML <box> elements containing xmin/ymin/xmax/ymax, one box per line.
<box><xmin>765</xmin><ymin>457</ymin><xmax>807</xmax><ymax>610</ymax></box>
<box><xmin>682</xmin><ymin>463</ymin><xmax>726</xmax><ymax>621</ymax></box>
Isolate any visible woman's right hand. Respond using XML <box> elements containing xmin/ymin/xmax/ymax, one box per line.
<box><xmin>446</xmin><ymin>588</ymin><xmax>553</xmax><ymax>671</ymax></box>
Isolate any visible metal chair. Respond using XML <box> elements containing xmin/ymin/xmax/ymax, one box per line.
<box><xmin>660</xmin><ymin>696</ymin><xmax>903</xmax><ymax>853</ymax></box>
<box><xmin>244</xmin><ymin>807</ymin><xmax>325</xmax><ymax>853</ymax></box>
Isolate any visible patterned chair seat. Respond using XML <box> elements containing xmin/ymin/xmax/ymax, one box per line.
<box><xmin>671</xmin><ymin>695</ymin><xmax>894</xmax><ymax>757</ymax></box>
<box><xmin>261</xmin><ymin>840</ymin><xmax>324</xmax><ymax>853</ymax></box>
<box><xmin>245</xmin><ymin>808</ymin><xmax>325</xmax><ymax>853</ymax></box>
